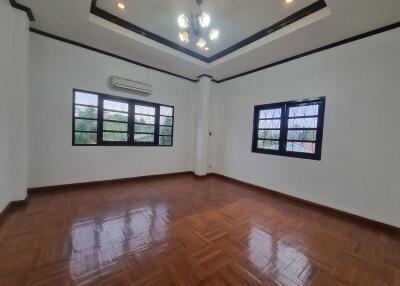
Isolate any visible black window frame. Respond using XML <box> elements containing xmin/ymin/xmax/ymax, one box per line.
<box><xmin>252</xmin><ymin>97</ymin><xmax>325</xmax><ymax>160</ymax></box>
<box><xmin>72</xmin><ymin>89</ymin><xmax>174</xmax><ymax>147</ymax></box>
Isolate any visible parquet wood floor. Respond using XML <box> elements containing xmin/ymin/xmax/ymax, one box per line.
<box><xmin>0</xmin><ymin>174</ymin><xmax>399</xmax><ymax>285</ymax></box>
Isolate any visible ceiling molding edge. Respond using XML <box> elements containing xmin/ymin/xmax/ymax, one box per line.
<box><xmin>9</xmin><ymin>0</ymin><xmax>35</xmax><ymax>21</ymax></box>
<box><xmin>10</xmin><ymin>3</ymin><xmax>400</xmax><ymax>86</ymax></box>
<box><xmin>214</xmin><ymin>21</ymin><xmax>400</xmax><ymax>83</ymax></box>
<box><xmin>90</xmin><ymin>0</ymin><xmax>327</xmax><ymax>64</ymax></box>
<box><xmin>29</xmin><ymin>28</ymin><xmax>199</xmax><ymax>83</ymax></box>
<box><xmin>25</xmin><ymin>22</ymin><xmax>400</xmax><ymax>84</ymax></box>
<box><xmin>89</xmin><ymin>14</ymin><xmax>209</xmax><ymax>68</ymax></box>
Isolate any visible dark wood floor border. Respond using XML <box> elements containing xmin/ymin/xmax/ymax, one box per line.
<box><xmin>208</xmin><ymin>173</ymin><xmax>400</xmax><ymax>234</ymax></box>
<box><xmin>27</xmin><ymin>171</ymin><xmax>195</xmax><ymax>194</ymax></box>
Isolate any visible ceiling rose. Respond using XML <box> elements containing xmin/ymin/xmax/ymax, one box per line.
<box><xmin>177</xmin><ymin>0</ymin><xmax>219</xmax><ymax>51</ymax></box>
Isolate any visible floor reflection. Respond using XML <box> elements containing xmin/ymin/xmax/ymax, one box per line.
<box><xmin>69</xmin><ymin>203</ymin><xmax>169</xmax><ymax>281</ymax></box>
<box><xmin>247</xmin><ymin>225</ymin><xmax>311</xmax><ymax>283</ymax></box>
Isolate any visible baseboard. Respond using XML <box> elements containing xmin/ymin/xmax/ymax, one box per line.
<box><xmin>0</xmin><ymin>198</ymin><xmax>27</xmax><ymax>223</ymax></box>
<box><xmin>8</xmin><ymin>171</ymin><xmax>400</xmax><ymax>233</ymax></box>
<box><xmin>208</xmin><ymin>173</ymin><xmax>400</xmax><ymax>233</ymax></box>
<box><xmin>28</xmin><ymin>171</ymin><xmax>196</xmax><ymax>194</ymax></box>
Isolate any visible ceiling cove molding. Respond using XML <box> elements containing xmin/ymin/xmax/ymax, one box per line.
<box><xmin>214</xmin><ymin>21</ymin><xmax>400</xmax><ymax>83</ymax></box>
<box><xmin>197</xmin><ymin>74</ymin><xmax>214</xmax><ymax>79</ymax></box>
<box><xmin>90</xmin><ymin>0</ymin><xmax>209</xmax><ymax>63</ymax></box>
<box><xmin>9</xmin><ymin>0</ymin><xmax>35</xmax><ymax>21</ymax></box>
<box><xmin>29</xmin><ymin>28</ymin><xmax>199</xmax><ymax>83</ymax></box>
<box><xmin>88</xmin><ymin>14</ymin><xmax>209</xmax><ymax>68</ymax></box>
<box><xmin>90</xmin><ymin>0</ymin><xmax>327</xmax><ymax>64</ymax></box>
<box><xmin>29</xmin><ymin>22</ymin><xmax>400</xmax><ymax>85</ymax></box>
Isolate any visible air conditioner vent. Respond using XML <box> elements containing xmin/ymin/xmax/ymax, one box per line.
<box><xmin>111</xmin><ymin>76</ymin><xmax>153</xmax><ymax>95</ymax></box>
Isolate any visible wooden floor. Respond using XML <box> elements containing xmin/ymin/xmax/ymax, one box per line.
<box><xmin>0</xmin><ymin>174</ymin><xmax>399</xmax><ymax>286</ymax></box>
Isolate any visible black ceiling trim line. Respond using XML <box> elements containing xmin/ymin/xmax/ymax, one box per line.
<box><xmin>207</xmin><ymin>0</ymin><xmax>326</xmax><ymax>62</ymax></box>
<box><xmin>198</xmin><ymin>74</ymin><xmax>214</xmax><ymax>79</ymax></box>
<box><xmin>9</xmin><ymin>0</ymin><xmax>35</xmax><ymax>21</ymax></box>
<box><xmin>29</xmin><ymin>28</ymin><xmax>199</xmax><ymax>83</ymax></box>
<box><xmin>90</xmin><ymin>0</ymin><xmax>209</xmax><ymax>63</ymax></box>
<box><xmin>213</xmin><ymin>21</ymin><xmax>400</xmax><ymax>83</ymax></box>
<box><xmin>90</xmin><ymin>0</ymin><xmax>326</xmax><ymax>63</ymax></box>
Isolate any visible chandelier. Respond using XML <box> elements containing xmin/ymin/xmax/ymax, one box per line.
<box><xmin>177</xmin><ymin>0</ymin><xmax>219</xmax><ymax>51</ymax></box>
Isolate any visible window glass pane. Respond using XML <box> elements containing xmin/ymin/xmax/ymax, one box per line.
<box><xmin>257</xmin><ymin>140</ymin><xmax>279</xmax><ymax>150</ymax></box>
<box><xmin>288</xmin><ymin>117</ymin><xmax>318</xmax><ymax>129</ymax></box>
<box><xmin>286</xmin><ymin>142</ymin><xmax>315</xmax><ymax>153</ymax></box>
<box><xmin>159</xmin><ymin>136</ymin><xmax>172</xmax><ymax>146</ymax></box>
<box><xmin>135</xmin><ymin>105</ymin><xmax>155</xmax><ymax>115</ymax></box>
<box><xmin>75</xmin><ymin>132</ymin><xmax>97</xmax><ymax>145</ymax></box>
<box><xmin>160</xmin><ymin>126</ymin><xmax>172</xmax><ymax>136</ymax></box>
<box><xmin>160</xmin><ymin>116</ymin><xmax>173</xmax><ymax>126</ymax></box>
<box><xmin>258</xmin><ymin>119</ymin><xmax>281</xmax><ymax>129</ymax></box>
<box><xmin>75</xmin><ymin>92</ymin><xmax>98</xmax><ymax>106</ymax></box>
<box><xmin>259</xmin><ymin>108</ymin><xmax>281</xmax><ymax>119</ymax></box>
<box><xmin>103</xmin><ymin>121</ymin><xmax>128</xmax><ymax>132</ymax></box>
<box><xmin>289</xmin><ymin>104</ymin><xmax>319</xmax><ymax>117</ymax></box>
<box><xmin>75</xmin><ymin>106</ymin><xmax>97</xmax><ymax>119</ymax></box>
<box><xmin>135</xmin><ymin>115</ymin><xmax>155</xmax><ymax>124</ymax></box>
<box><xmin>134</xmin><ymin>134</ymin><xmax>154</xmax><ymax>143</ymax></box>
<box><xmin>287</xmin><ymin>130</ymin><xmax>317</xmax><ymax>141</ymax></box>
<box><xmin>160</xmin><ymin>106</ymin><xmax>173</xmax><ymax>116</ymax></box>
<box><xmin>134</xmin><ymin>124</ymin><xmax>155</xmax><ymax>134</ymax></box>
<box><xmin>75</xmin><ymin>119</ymin><xmax>97</xmax><ymax>132</ymax></box>
<box><xmin>258</xmin><ymin>130</ymin><xmax>280</xmax><ymax>140</ymax></box>
<box><xmin>104</xmin><ymin>111</ymin><xmax>128</xmax><ymax>122</ymax></box>
<box><xmin>103</xmin><ymin>132</ymin><xmax>128</xmax><ymax>142</ymax></box>
<box><xmin>104</xmin><ymin>100</ymin><xmax>128</xmax><ymax>112</ymax></box>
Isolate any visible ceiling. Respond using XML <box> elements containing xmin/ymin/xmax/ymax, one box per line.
<box><xmin>17</xmin><ymin>0</ymin><xmax>400</xmax><ymax>81</ymax></box>
<box><xmin>95</xmin><ymin>0</ymin><xmax>317</xmax><ymax>57</ymax></box>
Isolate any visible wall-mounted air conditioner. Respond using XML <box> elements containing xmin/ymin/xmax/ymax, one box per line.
<box><xmin>111</xmin><ymin>76</ymin><xmax>153</xmax><ymax>95</ymax></box>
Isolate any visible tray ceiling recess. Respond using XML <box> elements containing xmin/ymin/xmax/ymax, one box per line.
<box><xmin>90</xmin><ymin>0</ymin><xmax>327</xmax><ymax>63</ymax></box>
<box><xmin>10</xmin><ymin>0</ymin><xmax>400</xmax><ymax>82</ymax></box>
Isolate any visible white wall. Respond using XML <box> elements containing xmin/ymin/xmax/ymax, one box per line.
<box><xmin>0</xmin><ymin>0</ymin><xmax>29</xmax><ymax>211</ymax></box>
<box><xmin>28</xmin><ymin>33</ymin><xmax>196</xmax><ymax>188</ymax></box>
<box><xmin>212</xmin><ymin>27</ymin><xmax>400</xmax><ymax>228</ymax></box>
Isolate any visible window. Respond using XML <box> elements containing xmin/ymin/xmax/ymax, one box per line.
<box><xmin>252</xmin><ymin>97</ymin><xmax>325</xmax><ymax>160</ymax></box>
<box><xmin>73</xmin><ymin>89</ymin><xmax>174</xmax><ymax>146</ymax></box>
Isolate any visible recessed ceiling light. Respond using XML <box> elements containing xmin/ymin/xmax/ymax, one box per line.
<box><xmin>286</xmin><ymin>0</ymin><xmax>294</xmax><ymax>3</ymax></box>
<box><xmin>117</xmin><ymin>2</ymin><xmax>126</xmax><ymax>10</ymax></box>
<box><xmin>204</xmin><ymin>47</ymin><xmax>210</xmax><ymax>51</ymax></box>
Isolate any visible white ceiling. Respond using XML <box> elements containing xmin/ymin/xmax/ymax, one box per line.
<box><xmin>19</xmin><ymin>0</ymin><xmax>400</xmax><ymax>81</ymax></box>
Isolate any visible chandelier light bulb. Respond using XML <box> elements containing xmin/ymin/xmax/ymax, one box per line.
<box><xmin>196</xmin><ymin>37</ymin><xmax>207</xmax><ymax>48</ymax></box>
<box><xmin>209</xmin><ymin>28</ymin><xmax>219</xmax><ymax>40</ymax></box>
<box><xmin>179</xmin><ymin>31</ymin><xmax>189</xmax><ymax>44</ymax></box>
<box><xmin>177</xmin><ymin>14</ymin><xmax>189</xmax><ymax>28</ymax></box>
<box><xmin>199</xmin><ymin>12</ymin><xmax>211</xmax><ymax>28</ymax></box>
